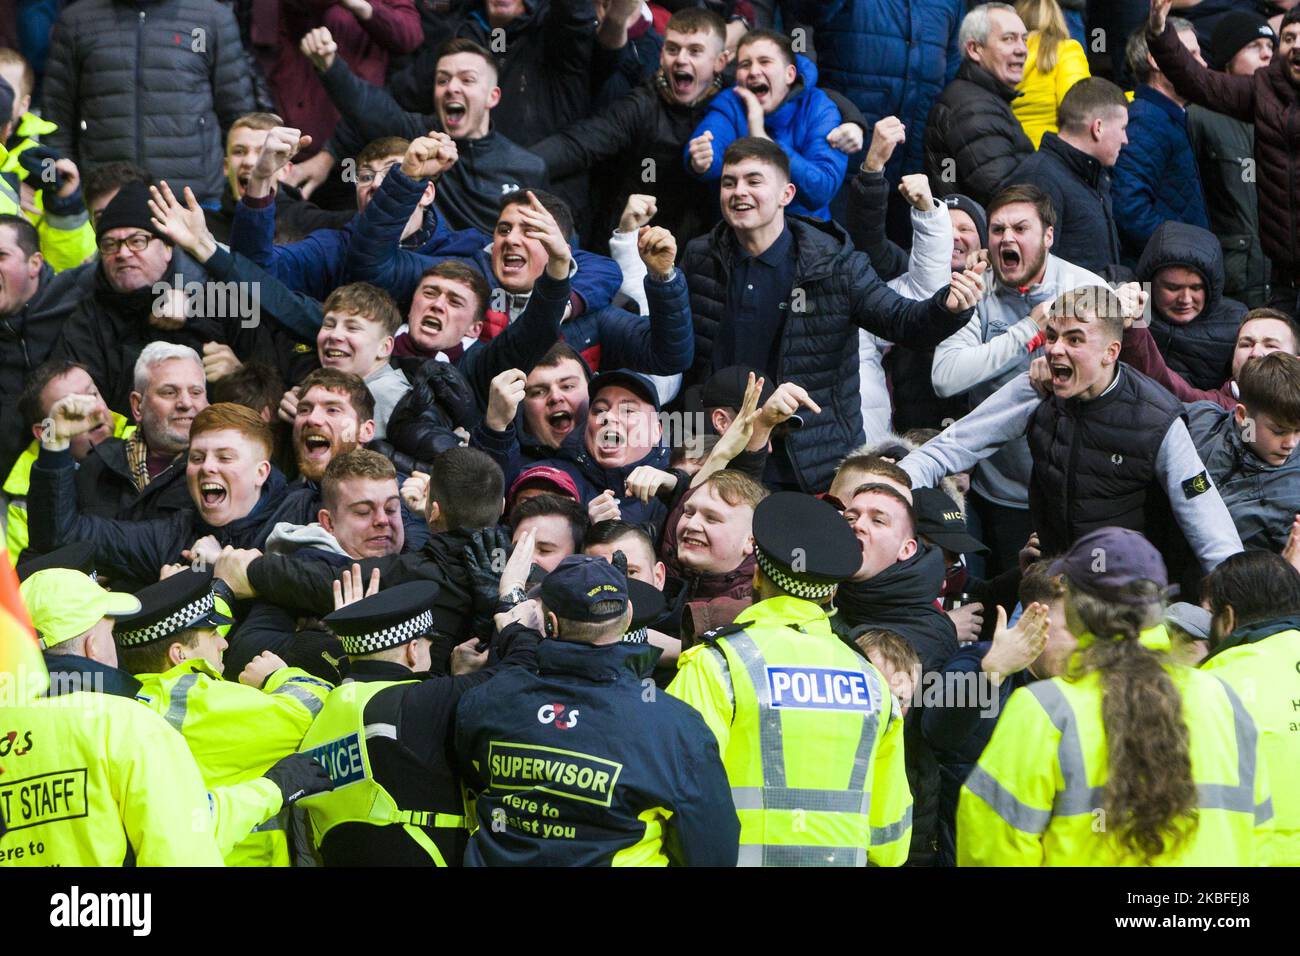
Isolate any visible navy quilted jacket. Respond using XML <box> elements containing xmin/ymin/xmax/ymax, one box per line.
<box><xmin>1111</xmin><ymin>85</ymin><xmax>1210</xmax><ymax>264</ymax></box>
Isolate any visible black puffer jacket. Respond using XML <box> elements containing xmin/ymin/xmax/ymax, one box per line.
<box><xmin>923</xmin><ymin>59</ymin><xmax>1034</xmax><ymax>207</ymax></box>
<box><xmin>532</xmin><ymin>79</ymin><xmax>721</xmax><ymax>249</ymax></box>
<box><xmin>1015</xmin><ymin>131</ymin><xmax>1121</xmax><ymax>274</ymax></box>
<box><xmin>42</xmin><ymin>0</ymin><xmax>255</xmax><ymax>205</ymax></box>
<box><xmin>1137</xmin><ymin>220</ymin><xmax>1246</xmax><ymax>390</ymax></box>
<box><xmin>683</xmin><ymin>215</ymin><xmax>970</xmax><ymax>493</ymax></box>
<box><xmin>74</xmin><ymin>437</ymin><xmax>191</xmax><ymax>523</ymax></box>
<box><xmin>386</xmin><ymin>0</ymin><xmax>595</xmax><ymax>149</ymax></box>
<box><xmin>386</xmin><ymin>360</ymin><xmax>479</xmax><ymax>464</ymax></box>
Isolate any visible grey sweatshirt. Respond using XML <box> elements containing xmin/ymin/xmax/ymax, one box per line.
<box><xmin>898</xmin><ymin>369</ymin><xmax>1243</xmax><ymax>572</ymax></box>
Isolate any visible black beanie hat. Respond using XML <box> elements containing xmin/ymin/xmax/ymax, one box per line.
<box><xmin>0</xmin><ymin>77</ymin><xmax>14</xmax><ymax>130</ymax></box>
<box><xmin>1210</xmin><ymin>11</ymin><xmax>1275</xmax><ymax>71</ymax></box>
<box><xmin>95</xmin><ymin>180</ymin><xmax>164</xmax><ymax>240</ymax></box>
<box><xmin>942</xmin><ymin>193</ymin><xmax>989</xmax><ymax>247</ymax></box>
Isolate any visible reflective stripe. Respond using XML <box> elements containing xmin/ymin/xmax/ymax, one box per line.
<box><xmin>1028</xmin><ymin>677</ymin><xmax>1261</xmax><ymax>822</ymax></box>
<box><xmin>871</xmin><ymin>804</ymin><xmax>913</xmax><ymax>845</ymax></box>
<box><xmin>364</xmin><ymin>722</ymin><xmax>398</xmax><ymax>741</ymax></box>
<box><xmin>253</xmin><ymin>815</ymin><xmax>284</xmax><ymax>832</ymax></box>
<box><xmin>964</xmin><ymin>765</ymin><xmax>1053</xmax><ymax>834</ymax></box>
<box><xmin>738</xmin><ymin>844</ymin><xmax>866</xmax><ymax>867</ymax></box>
<box><xmin>730</xmin><ymin>785</ymin><xmax>870</xmax><ymax>814</ymax></box>
<box><xmin>1026</xmin><ymin>681</ymin><xmax>1097</xmax><ymax>818</ymax></box>
<box><xmin>1255</xmin><ymin>798</ymin><xmax>1274</xmax><ymax>824</ymax></box>
<box><xmin>163</xmin><ymin>673</ymin><xmax>201</xmax><ymax>732</ymax></box>
<box><xmin>272</xmin><ymin>681</ymin><xmax>325</xmax><ymax>716</ymax></box>
<box><xmin>703</xmin><ymin>646</ymin><xmax>734</xmax><ymax>720</ymax></box>
<box><xmin>846</xmin><ymin>669</ymin><xmax>883</xmax><ymax>793</ymax></box>
<box><xmin>726</xmin><ymin>632</ymin><xmax>786</xmax><ymax>789</ymax></box>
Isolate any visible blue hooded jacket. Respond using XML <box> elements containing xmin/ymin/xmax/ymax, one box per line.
<box><xmin>684</xmin><ymin>54</ymin><xmax>847</xmax><ymax>219</ymax></box>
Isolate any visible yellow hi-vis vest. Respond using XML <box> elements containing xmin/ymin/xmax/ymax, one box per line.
<box><xmin>297</xmin><ymin>678</ymin><xmax>468</xmax><ymax>866</ymax></box>
<box><xmin>958</xmin><ymin>638</ymin><xmax>1273</xmax><ymax>866</ymax></box>
<box><xmin>668</xmin><ymin>595</ymin><xmax>913</xmax><ymax>866</ymax></box>
<box><xmin>0</xmin><ymin>125</ymin><xmax>96</xmax><ymax>273</ymax></box>
<box><xmin>0</xmin><ymin>690</ymin><xmax>224</xmax><ymax>866</ymax></box>
<box><xmin>135</xmin><ymin>658</ymin><xmax>332</xmax><ymax>867</ymax></box>
<box><xmin>1201</xmin><ymin>627</ymin><xmax>1300</xmax><ymax>866</ymax></box>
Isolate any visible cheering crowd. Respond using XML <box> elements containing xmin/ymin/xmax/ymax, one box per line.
<box><xmin>0</xmin><ymin>0</ymin><xmax>1296</xmax><ymax>867</ymax></box>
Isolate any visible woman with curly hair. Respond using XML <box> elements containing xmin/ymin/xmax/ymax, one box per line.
<box><xmin>957</xmin><ymin>526</ymin><xmax>1273</xmax><ymax>865</ymax></box>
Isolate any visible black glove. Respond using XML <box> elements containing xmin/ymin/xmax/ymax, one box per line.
<box><xmin>463</xmin><ymin>525</ymin><xmax>513</xmax><ymax>638</ymax></box>
<box><xmin>611</xmin><ymin>549</ymin><xmax>628</xmax><ymax>579</ymax></box>
<box><xmin>15</xmin><ymin>145</ymin><xmax>83</xmax><ymax>217</ymax></box>
<box><xmin>262</xmin><ymin>753</ymin><xmax>334</xmax><ymax>806</ymax></box>
<box><xmin>386</xmin><ymin>360</ymin><xmax>478</xmax><ymax>463</ymax></box>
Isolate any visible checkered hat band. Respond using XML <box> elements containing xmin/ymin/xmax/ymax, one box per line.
<box><xmin>755</xmin><ymin>547</ymin><xmax>836</xmax><ymax>600</ymax></box>
<box><xmin>117</xmin><ymin>592</ymin><xmax>216</xmax><ymax>647</ymax></box>
<box><xmin>338</xmin><ymin>609</ymin><xmax>434</xmax><ymax>656</ymax></box>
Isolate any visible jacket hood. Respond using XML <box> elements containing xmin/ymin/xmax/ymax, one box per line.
<box><xmin>264</xmin><ymin>521</ymin><xmax>351</xmax><ymax>558</ymax></box>
<box><xmin>1136</xmin><ymin>220</ymin><xmax>1226</xmax><ymax>310</ymax></box>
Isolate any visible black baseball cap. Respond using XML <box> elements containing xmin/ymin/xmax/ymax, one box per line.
<box><xmin>913</xmin><ymin>487</ymin><xmax>989</xmax><ymax>556</ymax></box>
<box><xmin>541</xmin><ymin>555</ymin><xmax>629</xmax><ymax>623</ymax></box>
<box><xmin>589</xmin><ymin>369</ymin><xmax>661</xmax><ymax>412</ymax></box>
<box><xmin>699</xmin><ymin>365</ymin><xmax>801</xmax><ymax>429</ymax></box>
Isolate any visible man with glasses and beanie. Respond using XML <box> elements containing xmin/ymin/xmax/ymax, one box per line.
<box><xmin>455</xmin><ymin>551</ymin><xmax>738</xmax><ymax>866</ymax></box>
<box><xmin>669</xmin><ymin>491</ymin><xmax>914</xmax><ymax>867</ymax></box>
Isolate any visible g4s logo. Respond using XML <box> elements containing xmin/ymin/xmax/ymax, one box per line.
<box><xmin>536</xmin><ymin>703</ymin><xmax>579</xmax><ymax>729</ymax></box>
<box><xmin>0</xmin><ymin>731</ymin><xmax>34</xmax><ymax>757</ymax></box>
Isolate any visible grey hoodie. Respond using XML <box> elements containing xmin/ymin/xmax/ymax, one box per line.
<box><xmin>264</xmin><ymin>521</ymin><xmax>350</xmax><ymax>559</ymax></box>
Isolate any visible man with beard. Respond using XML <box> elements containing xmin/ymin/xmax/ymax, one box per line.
<box><xmin>930</xmin><ymin>184</ymin><xmax>1110</xmax><ymax>573</ymax></box>
<box><xmin>74</xmin><ymin>343</ymin><xmax>206</xmax><ymax>524</ymax></box>
<box><xmin>533</xmin><ymin>8</ymin><xmax>730</xmax><ymax>247</ymax></box>
<box><xmin>299</xmin><ymin>33</ymin><xmax>547</xmax><ymax>235</ymax></box>
<box><xmin>472</xmin><ymin>342</ymin><xmax>592</xmax><ymax>486</ymax></box>
<box><xmin>900</xmin><ymin>285</ymin><xmax>1243</xmax><ymax>585</ymax></box>
<box><xmin>1146</xmin><ymin>1</ymin><xmax>1300</xmax><ymax>313</ymax></box>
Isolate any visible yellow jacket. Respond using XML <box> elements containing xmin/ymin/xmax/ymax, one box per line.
<box><xmin>959</xmin><ymin>629</ymin><xmax>1272</xmax><ymax>866</ymax></box>
<box><xmin>1014</xmin><ymin>33</ymin><xmax>1091</xmax><ymax>149</ymax></box>
<box><xmin>1200</xmin><ymin>625</ymin><xmax>1300</xmax><ymax>865</ymax></box>
<box><xmin>0</xmin><ymin>113</ymin><xmax>97</xmax><ymax>272</ymax></box>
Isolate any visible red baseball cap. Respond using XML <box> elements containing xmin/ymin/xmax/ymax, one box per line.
<box><xmin>508</xmin><ymin>466</ymin><xmax>581</xmax><ymax>506</ymax></box>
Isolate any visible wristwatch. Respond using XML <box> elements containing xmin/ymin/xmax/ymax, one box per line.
<box><xmin>495</xmin><ymin>586</ymin><xmax>527</xmax><ymax>615</ymax></box>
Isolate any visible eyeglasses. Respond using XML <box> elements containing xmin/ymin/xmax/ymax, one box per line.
<box><xmin>97</xmin><ymin>233</ymin><xmax>155</xmax><ymax>256</ymax></box>
<box><xmin>355</xmin><ymin>162</ymin><xmax>400</xmax><ymax>186</ymax></box>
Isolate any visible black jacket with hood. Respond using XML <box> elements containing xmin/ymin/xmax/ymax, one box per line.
<box><xmin>1137</xmin><ymin>220</ymin><xmax>1247</xmax><ymax>391</ymax></box>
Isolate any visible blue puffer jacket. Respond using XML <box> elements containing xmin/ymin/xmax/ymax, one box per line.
<box><xmin>1112</xmin><ymin>85</ymin><xmax>1210</xmax><ymax>264</ymax></box>
<box><xmin>685</xmin><ymin>54</ymin><xmax>847</xmax><ymax>219</ymax></box>
<box><xmin>784</xmin><ymin>0</ymin><xmax>965</xmax><ymax>177</ymax></box>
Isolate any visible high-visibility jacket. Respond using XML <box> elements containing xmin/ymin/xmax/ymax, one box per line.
<box><xmin>0</xmin><ymin>690</ymin><xmax>224</xmax><ymax>866</ymax></box>
<box><xmin>3</xmin><ymin>415</ymin><xmax>135</xmax><ymax>563</ymax></box>
<box><xmin>297</xmin><ymin>678</ymin><xmax>468</xmax><ymax>866</ymax></box>
<box><xmin>959</xmin><ymin>627</ymin><xmax>1273</xmax><ymax>866</ymax></box>
<box><xmin>668</xmin><ymin>595</ymin><xmax>913</xmax><ymax>866</ymax></box>
<box><xmin>0</xmin><ymin>124</ymin><xmax>96</xmax><ymax>272</ymax></box>
<box><xmin>1200</xmin><ymin>621</ymin><xmax>1300</xmax><ymax>866</ymax></box>
<box><xmin>135</xmin><ymin>659</ymin><xmax>332</xmax><ymax>867</ymax></box>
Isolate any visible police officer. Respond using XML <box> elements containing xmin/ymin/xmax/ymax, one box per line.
<box><xmin>669</xmin><ymin>491</ymin><xmax>914</xmax><ymax>867</ymax></box>
<box><xmin>113</xmin><ymin>569</ymin><xmax>334</xmax><ymax>866</ymax></box>
<box><xmin>455</xmin><ymin>552</ymin><xmax>739</xmax><ymax>866</ymax></box>
<box><xmin>959</xmin><ymin>528</ymin><xmax>1272</xmax><ymax>865</ymax></box>
<box><xmin>296</xmin><ymin>572</ymin><xmax>538</xmax><ymax>867</ymax></box>
<box><xmin>5</xmin><ymin>565</ymin><xmax>316</xmax><ymax>864</ymax></box>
